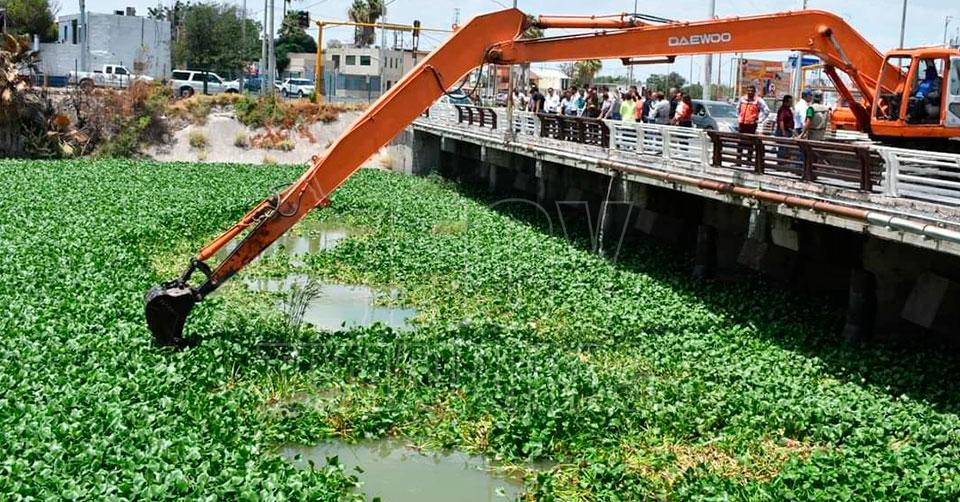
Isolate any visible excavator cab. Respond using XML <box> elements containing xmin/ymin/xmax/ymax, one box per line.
<box><xmin>871</xmin><ymin>49</ymin><xmax>960</xmax><ymax>141</ymax></box>
<box><xmin>948</xmin><ymin>55</ymin><xmax>960</xmax><ymax>128</ymax></box>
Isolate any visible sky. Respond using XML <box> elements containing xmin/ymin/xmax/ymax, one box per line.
<box><xmin>74</xmin><ymin>0</ymin><xmax>960</xmax><ymax>86</ymax></box>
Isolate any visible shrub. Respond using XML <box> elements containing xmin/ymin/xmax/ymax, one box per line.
<box><xmin>188</xmin><ymin>130</ymin><xmax>208</xmax><ymax>149</ymax></box>
<box><xmin>92</xmin><ymin>81</ymin><xmax>173</xmax><ymax>158</ymax></box>
<box><xmin>262</xmin><ymin>155</ymin><xmax>277</xmax><ymax>165</ymax></box>
<box><xmin>234</xmin><ymin>131</ymin><xmax>249</xmax><ymax>148</ymax></box>
<box><xmin>188</xmin><ymin>99</ymin><xmax>211</xmax><ymax>125</ymax></box>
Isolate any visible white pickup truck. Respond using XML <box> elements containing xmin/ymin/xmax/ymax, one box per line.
<box><xmin>69</xmin><ymin>65</ymin><xmax>153</xmax><ymax>91</ymax></box>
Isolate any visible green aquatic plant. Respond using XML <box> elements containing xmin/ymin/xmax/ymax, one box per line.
<box><xmin>0</xmin><ymin>159</ymin><xmax>959</xmax><ymax>500</ymax></box>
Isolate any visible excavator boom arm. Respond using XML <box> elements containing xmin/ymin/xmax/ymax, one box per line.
<box><xmin>145</xmin><ymin>8</ymin><xmax>897</xmax><ymax>347</ymax></box>
<box><xmin>506</xmin><ymin>9</ymin><xmax>887</xmax><ymax>107</ymax></box>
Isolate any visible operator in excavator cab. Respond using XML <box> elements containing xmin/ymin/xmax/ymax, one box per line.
<box><xmin>912</xmin><ymin>60</ymin><xmax>942</xmax><ymax>123</ymax></box>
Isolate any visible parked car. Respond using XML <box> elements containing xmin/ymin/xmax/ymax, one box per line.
<box><xmin>691</xmin><ymin>99</ymin><xmax>739</xmax><ymax>132</ymax></box>
<box><xmin>169</xmin><ymin>70</ymin><xmax>240</xmax><ymax>97</ymax></box>
<box><xmin>69</xmin><ymin>64</ymin><xmax>153</xmax><ymax>91</ymax></box>
<box><xmin>280</xmin><ymin>78</ymin><xmax>315</xmax><ymax>98</ymax></box>
<box><xmin>439</xmin><ymin>92</ymin><xmax>472</xmax><ymax>105</ymax></box>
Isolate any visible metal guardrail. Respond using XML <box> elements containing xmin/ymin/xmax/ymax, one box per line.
<box><xmin>708</xmin><ymin>131</ymin><xmax>883</xmax><ymax>191</ymax></box>
<box><xmin>418</xmin><ymin>104</ymin><xmax>960</xmax><ymax>207</ymax></box>
<box><xmin>539</xmin><ymin>114</ymin><xmax>609</xmax><ymax>146</ymax></box>
<box><xmin>454</xmin><ymin>105</ymin><xmax>498</xmax><ymax>129</ymax></box>
<box><xmin>880</xmin><ymin>147</ymin><xmax>960</xmax><ymax>205</ymax></box>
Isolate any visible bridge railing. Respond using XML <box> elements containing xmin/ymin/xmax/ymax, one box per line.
<box><xmin>879</xmin><ymin>147</ymin><xmax>960</xmax><ymax>205</ymax></box>
<box><xmin>708</xmin><ymin>131</ymin><xmax>883</xmax><ymax>191</ymax></box>
<box><xmin>454</xmin><ymin>105</ymin><xmax>498</xmax><ymax>129</ymax></box>
<box><xmin>605</xmin><ymin>120</ymin><xmax>710</xmax><ymax>165</ymax></box>
<box><xmin>417</xmin><ymin>104</ymin><xmax>960</xmax><ymax>206</ymax></box>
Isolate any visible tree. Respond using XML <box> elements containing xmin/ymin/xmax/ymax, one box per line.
<box><xmin>573</xmin><ymin>60</ymin><xmax>602</xmax><ymax>86</ymax></box>
<box><xmin>594</xmin><ymin>75</ymin><xmax>628</xmax><ymax>85</ymax></box>
<box><xmin>347</xmin><ymin>0</ymin><xmax>383</xmax><ymax>47</ymax></box>
<box><xmin>681</xmin><ymin>83</ymin><xmax>703</xmax><ymax>99</ymax></box>
<box><xmin>275</xmin><ymin>12</ymin><xmax>317</xmax><ymax>74</ymax></box>
<box><xmin>172</xmin><ymin>3</ymin><xmax>260</xmax><ymax>74</ymax></box>
<box><xmin>0</xmin><ymin>0</ymin><xmax>58</xmax><ymax>42</ymax></box>
<box><xmin>645</xmin><ymin>72</ymin><xmax>686</xmax><ymax>93</ymax></box>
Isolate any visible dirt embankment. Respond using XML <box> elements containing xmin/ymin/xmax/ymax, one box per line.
<box><xmin>147</xmin><ymin>110</ymin><xmax>369</xmax><ymax>166</ymax></box>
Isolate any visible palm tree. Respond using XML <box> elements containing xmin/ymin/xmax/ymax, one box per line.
<box><xmin>348</xmin><ymin>0</ymin><xmax>384</xmax><ymax>47</ymax></box>
<box><xmin>574</xmin><ymin>60</ymin><xmax>602</xmax><ymax>86</ymax></box>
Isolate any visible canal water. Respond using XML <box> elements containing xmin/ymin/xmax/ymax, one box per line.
<box><xmin>281</xmin><ymin>439</ymin><xmax>525</xmax><ymax>502</ymax></box>
<box><xmin>244</xmin><ymin>276</ymin><xmax>417</xmax><ymax>331</ymax></box>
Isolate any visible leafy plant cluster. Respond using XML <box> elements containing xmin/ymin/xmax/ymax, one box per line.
<box><xmin>1</xmin><ymin>161</ymin><xmax>960</xmax><ymax>500</ymax></box>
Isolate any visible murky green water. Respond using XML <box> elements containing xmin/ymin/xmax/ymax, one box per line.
<box><xmin>217</xmin><ymin>227</ymin><xmax>349</xmax><ymax>265</ymax></box>
<box><xmin>244</xmin><ymin>275</ymin><xmax>417</xmax><ymax>331</ymax></box>
<box><xmin>281</xmin><ymin>439</ymin><xmax>525</xmax><ymax>502</ymax></box>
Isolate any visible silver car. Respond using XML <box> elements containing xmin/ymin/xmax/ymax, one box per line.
<box><xmin>692</xmin><ymin>99</ymin><xmax>739</xmax><ymax>132</ymax></box>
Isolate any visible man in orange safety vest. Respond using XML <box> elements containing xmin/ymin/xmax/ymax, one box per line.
<box><xmin>737</xmin><ymin>85</ymin><xmax>770</xmax><ymax>134</ymax></box>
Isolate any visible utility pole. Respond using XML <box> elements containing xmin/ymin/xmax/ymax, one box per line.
<box><xmin>945</xmin><ymin>16</ymin><xmax>953</xmax><ymax>45</ymax></box>
<box><xmin>79</xmin><ymin>0</ymin><xmax>88</xmax><ymax>72</ymax></box>
<box><xmin>791</xmin><ymin>0</ymin><xmax>808</xmax><ymax>99</ymax></box>
<box><xmin>702</xmin><ymin>0</ymin><xmax>715</xmax><ymax>100</ymax></box>
<box><xmin>240</xmin><ymin>0</ymin><xmax>247</xmax><ymax>92</ymax></box>
<box><xmin>505</xmin><ymin>0</ymin><xmax>518</xmax><ymax>141</ymax></box>
<box><xmin>898</xmin><ymin>0</ymin><xmax>908</xmax><ymax>49</ymax></box>
<box><xmin>261</xmin><ymin>0</ymin><xmax>268</xmax><ymax>92</ymax></box>
<box><xmin>379</xmin><ymin>4</ymin><xmax>387</xmax><ymax>96</ymax></box>
<box><xmin>628</xmin><ymin>0</ymin><xmax>638</xmax><ymax>89</ymax></box>
<box><xmin>267</xmin><ymin>0</ymin><xmax>276</xmax><ymax>97</ymax></box>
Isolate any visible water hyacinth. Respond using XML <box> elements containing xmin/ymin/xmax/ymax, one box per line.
<box><xmin>0</xmin><ymin>159</ymin><xmax>959</xmax><ymax>500</ymax></box>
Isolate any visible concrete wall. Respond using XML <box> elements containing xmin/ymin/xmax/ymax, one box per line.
<box><xmin>39</xmin><ymin>13</ymin><xmax>171</xmax><ymax>79</ymax></box>
<box><xmin>390</xmin><ymin>130</ymin><xmax>960</xmax><ymax>348</ymax></box>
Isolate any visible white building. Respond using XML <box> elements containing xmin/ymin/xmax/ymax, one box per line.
<box><xmin>38</xmin><ymin>10</ymin><xmax>171</xmax><ymax>79</ymax></box>
<box><xmin>529</xmin><ymin>68</ymin><xmax>570</xmax><ymax>92</ymax></box>
<box><xmin>318</xmin><ymin>45</ymin><xmax>429</xmax><ymax>99</ymax></box>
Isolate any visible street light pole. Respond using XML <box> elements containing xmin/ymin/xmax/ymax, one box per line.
<box><xmin>945</xmin><ymin>16</ymin><xmax>953</xmax><ymax>46</ymax></box>
<box><xmin>702</xmin><ymin>0</ymin><xmax>715</xmax><ymax>100</ymax></box>
<box><xmin>898</xmin><ymin>0</ymin><xmax>908</xmax><ymax>49</ymax></box>
<box><xmin>240</xmin><ymin>0</ymin><xmax>247</xmax><ymax>92</ymax></box>
<box><xmin>505</xmin><ymin>0</ymin><xmax>518</xmax><ymax>141</ymax></box>
<box><xmin>791</xmin><ymin>0</ymin><xmax>808</xmax><ymax>99</ymax></box>
<box><xmin>261</xmin><ymin>0</ymin><xmax>268</xmax><ymax>93</ymax></box>
<box><xmin>267</xmin><ymin>0</ymin><xmax>276</xmax><ymax>97</ymax></box>
<box><xmin>628</xmin><ymin>0</ymin><xmax>638</xmax><ymax>89</ymax></box>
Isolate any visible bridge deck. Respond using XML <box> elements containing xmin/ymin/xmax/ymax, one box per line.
<box><xmin>413</xmin><ymin>104</ymin><xmax>960</xmax><ymax>256</ymax></box>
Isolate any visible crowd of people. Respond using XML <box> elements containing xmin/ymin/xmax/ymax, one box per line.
<box><xmin>513</xmin><ymin>84</ymin><xmax>695</xmax><ymax>126</ymax></box>
<box><xmin>507</xmin><ymin>83</ymin><xmax>831</xmax><ymax>140</ymax></box>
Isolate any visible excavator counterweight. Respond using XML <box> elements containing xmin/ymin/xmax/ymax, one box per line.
<box><xmin>145</xmin><ymin>8</ymin><xmax>960</xmax><ymax>346</ymax></box>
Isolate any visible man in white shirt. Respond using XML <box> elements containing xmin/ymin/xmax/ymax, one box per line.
<box><xmin>544</xmin><ymin>87</ymin><xmax>561</xmax><ymax>113</ymax></box>
<box><xmin>794</xmin><ymin>89</ymin><xmax>812</xmax><ymax>135</ymax></box>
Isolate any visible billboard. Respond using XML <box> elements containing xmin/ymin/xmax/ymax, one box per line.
<box><xmin>738</xmin><ymin>59</ymin><xmax>792</xmax><ymax>99</ymax></box>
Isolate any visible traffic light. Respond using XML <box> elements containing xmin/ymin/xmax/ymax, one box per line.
<box><xmin>412</xmin><ymin>20</ymin><xmax>421</xmax><ymax>38</ymax></box>
<box><xmin>297</xmin><ymin>10</ymin><xmax>310</xmax><ymax>28</ymax></box>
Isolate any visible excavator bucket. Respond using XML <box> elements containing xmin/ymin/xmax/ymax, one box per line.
<box><xmin>145</xmin><ymin>284</ymin><xmax>197</xmax><ymax>348</ymax></box>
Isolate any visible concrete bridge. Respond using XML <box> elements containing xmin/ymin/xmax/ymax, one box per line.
<box><xmin>390</xmin><ymin>103</ymin><xmax>960</xmax><ymax>343</ymax></box>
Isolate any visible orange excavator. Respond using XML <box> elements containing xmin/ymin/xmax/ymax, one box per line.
<box><xmin>146</xmin><ymin>9</ymin><xmax>960</xmax><ymax>346</ymax></box>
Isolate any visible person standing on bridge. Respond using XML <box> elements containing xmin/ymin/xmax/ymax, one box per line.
<box><xmin>620</xmin><ymin>92</ymin><xmax>637</xmax><ymax>123</ymax></box>
<box><xmin>794</xmin><ymin>89</ymin><xmax>813</xmax><ymax>136</ymax></box>
<box><xmin>651</xmin><ymin>92</ymin><xmax>672</xmax><ymax>125</ymax></box>
<box><xmin>673</xmin><ymin>93</ymin><xmax>693</xmax><ymax>127</ymax></box>
<box><xmin>801</xmin><ymin>91</ymin><xmax>830</xmax><ymax>141</ymax></box>
<box><xmin>775</xmin><ymin>95</ymin><xmax>795</xmax><ymax>159</ymax></box>
<box><xmin>737</xmin><ymin>85</ymin><xmax>770</xmax><ymax>135</ymax></box>
<box><xmin>544</xmin><ymin>87</ymin><xmax>560</xmax><ymax>114</ymax></box>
